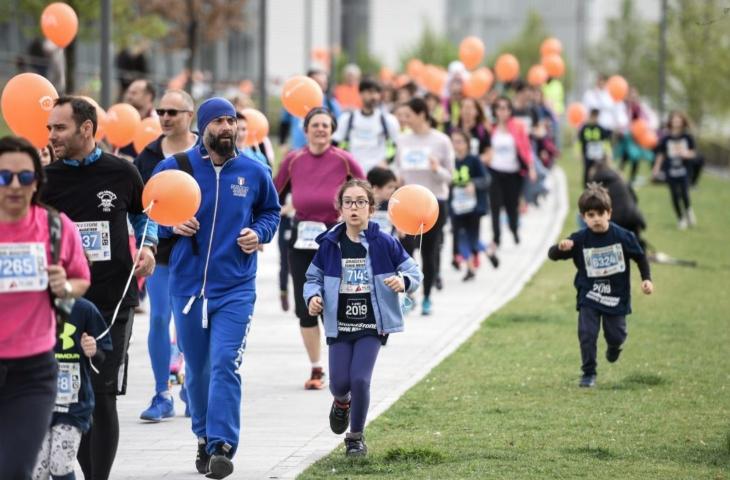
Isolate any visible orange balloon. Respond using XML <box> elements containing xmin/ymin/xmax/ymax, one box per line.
<box><xmin>133</xmin><ymin>117</ymin><xmax>162</xmax><ymax>153</ymax></box>
<box><xmin>40</xmin><ymin>2</ymin><xmax>78</xmax><ymax>48</ymax></box>
<box><xmin>387</xmin><ymin>185</ymin><xmax>439</xmax><ymax>236</ymax></box>
<box><xmin>566</xmin><ymin>103</ymin><xmax>587</xmax><ymax>128</ymax></box>
<box><xmin>462</xmin><ymin>67</ymin><xmax>493</xmax><ymax>98</ymax></box>
<box><xmin>1</xmin><ymin>73</ymin><xmax>58</xmax><ymax>148</ymax></box>
<box><xmin>394</xmin><ymin>74</ymin><xmax>411</xmax><ymax>88</ymax></box>
<box><xmin>606</xmin><ymin>75</ymin><xmax>629</xmax><ymax>101</ymax></box>
<box><xmin>422</xmin><ymin>65</ymin><xmax>447</xmax><ymax>96</ymax></box>
<box><xmin>495</xmin><ymin>54</ymin><xmax>520</xmax><ymax>83</ymax></box>
<box><xmin>541</xmin><ymin>54</ymin><xmax>565</xmax><ymax>78</ymax></box>
<box><xmin>637</xmin><ymin>130</ymin><xmax>658</xmax><ymax>149</ymax></box>
<box><xmin>630</xmin><ymin>118</ymin><xmax>648</xmax><ymax>140</ymax></box>
<box><xmin>78</xmin><ymin>96</ymin><xmax>107</xmax><ymax>142</ymax></box>
<box><xmin>406</xmin><ymin>59</ymin><xmax>424</xmax><ymax>80</ymax></box>
<box><xmin>281</xmin><ymin>75</ymin><xmax>323</xmax><ymax>118</ymax></box>
<box><xmin>379</xmin><ymin>67</ymin><xmax>395</xmax><ymax>84</ymax></box>
<box><xmin>459</xmin><ymin>36</ymin><xmax>485</xmax><ymax>70</ymax></box>
<box><xmin>527</xmin><ymin>65</ymin><xmax>548</xmax><ymax>86</ymax></box>
<box><xmin>540</xmin><ymin>37</ymin><xmax>563</xmax><ymax>57</ymax></box>
<box><xmin>240</xmin><ymin>108</ymin><xmax>269</xmax><ymax>146</ymax></box>
<box><xmin>142</xmin><ymin>170</ymin><xmax>202</xmax><ymax>227</ymax></box>
<box><xmin>105</xmin><ymin>103</ymin><xmax>141</xmax><ymax>147</ymax></box>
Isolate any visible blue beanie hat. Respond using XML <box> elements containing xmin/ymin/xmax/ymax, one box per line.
<box><xmin>197</xmin><ymin>97</ymin><xmax>237</xmax><ymax>137</ymax></box>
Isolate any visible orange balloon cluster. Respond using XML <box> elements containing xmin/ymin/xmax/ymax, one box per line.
<box><xmin>422</xmin><ymin>65</ymin><xmax>447</xmax><ymax>95</ymax></box>
<box><xmin>540</xmin><ymin>37</ymin><xmax>563</xmax><ymax>57</ymax></box>
<box><xmin>606</xmin><ymin>75</ymin><xmax>629</xmax><ymax>101</ymax></box>
<box><xmin>541</xmin><ymin>54</ymin><xmax>565</xmax><ymax>78</ymax></box>
<box><xmin>240</xmin><ymin>108</ymin><xmax>269</xmax><ymax>146</ymax></box>
<box><xmin>495</xmin><ymin>54</ymin><xmax>520</xmax><ymax>83</ymax></box>
<box><xmin>387</xmin><ymin>185</ymin><xmax>439</xmax><ymax>236</ymax></box>
<box><xmin>630</xmin><ymin>118</ymin><xmax>657</xmax><ymax>149</ymax></box>
<box><xmin>406</xmin><ymin>59</ymin><xmax>424</xmax><ymax>80</ymax></box>
<box><xmin>630</xmin><ymin>118</ymin><xmax>648</xmax><ymax>139</ymax></box>
<box><xmin>527</xmin><ymin>65</ymin><xmax>548</xmax><ymax>86</ymax></box>
<box><xmin>133</xmin><ymin>117</ymin><xmax>162</xmax><ymax>153</ymax></box>
<box><xmin>281</xmin><ymin>75</ymin><xmax>323</xmax><ymax>118</ymax></box>
<box><xmin>637</xmin><ymin>130</ymin><xmax>658</xmax><ymax>149</ymax></box>
<box><xmin>41</xmin><ymin>2</ymin><xmax>78</xmax><ymax>48</ymax></box>
<box><xmin>459</xmin><ymin>36</ymin><xmax>485</xmax><ymax>70</ymax></box>
<box><xmin>142</xmin><ymin>170</ymin><xmax>201</xmax><ymax>227</ymax></box>
<box><xmin>462</xmin><ymin>67</ymin><xmax>493</xmax><ymax>98</ymax></box>
<box><xmin>105</xmin><ymin>103</ymin><xmax>141</xmax><ymax>147</ymax></box>
<box><xmin>1</xmin><ymin>73</ymin><xmax>59</xmax><ymax>148</ymax></box>
<box><xmin>566</xmin><ymin>103</ymin><xmax>588</xmax><ymax>128</ymax></box>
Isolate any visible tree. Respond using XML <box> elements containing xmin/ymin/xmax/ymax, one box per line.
<box><xmin>399</xmin><ymin>21</ymin><xmax>459</xmax><ymax>69</ymax></box>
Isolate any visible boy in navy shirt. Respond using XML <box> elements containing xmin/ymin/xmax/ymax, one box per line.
<box><xmin>548</xmin><ymin>183</ymin><xmax>653</xmax><ymax>388</ymax></box>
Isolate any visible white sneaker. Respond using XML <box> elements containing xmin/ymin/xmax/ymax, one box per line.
<box><xmin>678</xmin><ymin>217</ymin><xmax>688</xmax><ymax>230</ymax></box>
<box><xmin>686</xmin><ymin>208</ymin><xmax>697</xmax><ymax>226</ymax></box>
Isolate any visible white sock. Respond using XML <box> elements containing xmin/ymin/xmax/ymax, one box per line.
<box><xmin>311</xmin><ymin>361</ymin><xmax>323</xmax><ymax>369</ymax></box>
<box><xmin>160</xmin><ymin>390</ymin><xmax>172</xmax><ymax>399</ymax></box>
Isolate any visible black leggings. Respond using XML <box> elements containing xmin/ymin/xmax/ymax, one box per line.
<box><xmin>0</xmin><ymin>351</ymin><xmax>57</xmax><ymax>480</ymax></box>
<box><xmin>288</xmin><ymin>245</ymin><xmax>319</xmax><ymax>328</ymax></box>
<box><xmin>452</xmin><ymin>213</ymin><xmax>481</xmax><ymax>259</ymax></box>
<box><xmin>278</xmin><ymin>216</ymin><xmax>292</xmax><ymax>292</ymax></box>
<box><xmin>77</xmin><ymin>393</ymin><xmax>119</xmax><ymax>480</ymax></box>
<box><xmin>667</xmin><ymin>177</ymin><xmax>691</xmax><ymax>219</ymax></box>
<box><xmin>488</xmin><ymin>169</ymin><xmax>523</xmax><ymax>246</ymax></box>
<box><xmin>402</xmin><ymin>200</ymin><xmax>448</xmax><ymax>298</ymax></box>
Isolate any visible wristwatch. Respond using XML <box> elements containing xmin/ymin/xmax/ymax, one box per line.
<box><xmin>63</xmin><ymin>281</ymin><xmax>73</xmax><ymax>298</ymax></box>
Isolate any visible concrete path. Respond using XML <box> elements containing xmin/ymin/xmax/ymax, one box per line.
<box><xmin>104</xmin><ymin>169</ymin><xmax>567</xmax><ymax>479</ymax></box>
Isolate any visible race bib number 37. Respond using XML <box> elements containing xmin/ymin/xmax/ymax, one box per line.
<box><xmin>583</xmin><ymin>243</ymin><xmax>626</xmax><ymax>278</ymax></box>
<box><xmin>0</xmin><ymin>242</ymin><xmax>48</xmax><ymax>292</ymax></box>
<box><xmin>75</xmin><ymin>221</ymin><xmax>111</xmax><ymax>261</ymax></box>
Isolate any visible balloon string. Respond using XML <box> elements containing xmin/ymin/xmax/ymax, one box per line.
<box><xmin>418</xmin><ymin>223</ymin><xmax>424</xmax><ymax>252</ymax></box>
<box><xmin>89</xmin><ymin>202</ymin><xmax>153</xmax><ymax>373</ymax></box>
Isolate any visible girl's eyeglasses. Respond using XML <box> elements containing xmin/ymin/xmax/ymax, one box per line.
<box><xmin>0</xmin><ymin>170</ymin><xmax>35</xmax><ymax>186</ymax></box>
<box><xmin>342</xmin><ymin>199</ymin><xmax>370</xmax><ymax>209</ymax></box>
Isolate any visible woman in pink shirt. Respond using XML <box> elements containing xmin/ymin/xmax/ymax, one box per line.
<box><xmin>0</xmin><ymin>136</ymin><xmax>90</xmax><ymax>479</ymax></box>
<box><xmin>274</xmin><ymin>107</ymin><xmax>365</xmax><ymax>391</ymax></box>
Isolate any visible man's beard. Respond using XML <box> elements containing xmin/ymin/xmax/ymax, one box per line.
<box><xmin>207</xmin><ymin>132</ymin><xmax>236</xmax><ymax>157</ymax></box>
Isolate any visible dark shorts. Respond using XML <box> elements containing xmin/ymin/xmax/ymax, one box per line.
<box><xmin>92</xmin><ymin>308</ymin><xmax>134</xmax><ymax>395</ymax></box>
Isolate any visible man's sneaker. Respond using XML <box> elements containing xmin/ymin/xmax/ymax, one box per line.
<box><xmin>462</xmin><ymin>270</ymin><xmax>476</xmax><ymax>282</ymax></box>
<box><xmin>206</xmin><ymin>443</ymin><xmax>233</xmax><ymax>479</ymax></box>
<box><xmin>180</xmin><ymin>384</ymin><xmax>191</xmax><ymax>418</ymax></box>
<box><xmin>140</xmin><ymin>393</ymin><xmax>175</xmax><ymax>422</ymax></box>
<box><xmin>686</xmin><ymin>208</ymin><xmax>697</xmax><ymax>226</ymax></box>
<box><xmin>344</xmin><ymin>432</ymin><xmax>368</xmax><ymax>457</ymax></box>
<box><xmin>678</xmin><ymin>217</ymin><xmax>688</xmax><ymax>230</ymax></box>
<box><xmin>434</xmin><ymin>275</ymin><xmax>443</xmax><ymax>291</ymax></box>
<box><xmin>329</xmin><ymin>399</ymin><xmax>350</xmax><ymax>434</ymax></box>
<box><xmin>606</xmin><ymin>345</ymin><xmax>622</xmax><ymax>363</ymax></box>
<box><xmin>579</xmin><ymin>374</ymin><xmax>597</xmax><ymax>388</ymax></box>
<box><xmin>422</xmin><ymin>297</ymin><xmax>432</xmax><ymax>316</ymax></box>
<box><xmin>304</xmin><ymin>367</ymin><xmax>326</xmax><ymax>390</ymax></box>
<box><xmin>195</xmin><ymin>437</ymin><xmax>210</xmax><ymax>474</ymax></box>
<box><xmin>280</xmin><ymin>290</ymin><xmax>290</xmax><ymax>312</ymax></box>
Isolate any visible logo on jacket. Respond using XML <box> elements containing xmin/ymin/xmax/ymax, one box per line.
<box><xmin>231</xmin><ymin>177</ymin><xmax>249</xmax><ymax>197</ymax></box>
<box><xmin>97</xmin><ymin>190</ymin><xmax>117</xmax><ymax>212</ymax></box>
<box><xmin>59</xmin><ymin>322</ymin><xmax>77</xmax><ymax>350</ymax></box>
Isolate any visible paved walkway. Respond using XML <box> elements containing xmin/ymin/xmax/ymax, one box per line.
<box><xmin>105</xmin><ymin>169</ymin><xmax>567</xmax><ymax>479</ymax></box>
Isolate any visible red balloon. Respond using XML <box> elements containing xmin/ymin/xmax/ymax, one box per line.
<box><xmin>495</xmin><ymin>54</ymin><xmax>520</xmax><ymax>83</ymax></box>
<box><xmin>281</xmin><ymin>76</ymin><xmax>323</xmax><ymax>118</ymax></box>
<box><xmin>142</xmin><ymin>170</ymin><xmax>202</xmax><ymax>227</ymax></box>
<box><xmin>41</xmin><ymin>2</ymin><xmax>78</xmax><ymax>48</ymax></box>
<box><xmin>388</xmin><ymin>185</ymin><xmax>439</xmax><ymax>236</ymax></box>
<box><xmin>606</xmin><ymin>75</ymin><xmax>629</xmax><ymax>101</ymax></box>
<box><xmin>1</xmin><ymin>73</ymin><xmax>58</xmax><ymax>148</ymax></box>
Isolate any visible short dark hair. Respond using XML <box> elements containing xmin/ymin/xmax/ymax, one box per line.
<box><xmin>335</xmin><ymin>178</ymin><xmax>375</xmax><ymax>212</ymax></box>
<box><xmin>578</xmin><ymin>182</ymin><xmax>612</xmax><ymax>214</ymax></box>
<box><xmin>0</xmin><ymin>136</ymin><xmax>46</xmax><ymax>205</ymax></box>
<box><xmin>54</xmin><ymin>96</ymin><xmax>98</xmax><ymax>136</ymax></box>
<box><xmin>366</xmin><ymin>166</ymin><xmax>397</xmax><ymax>188</ymax></box>
<box><xmin>449</xmin><ymin>128</ymin><xmax>471</xmax><ymax>145</ymax></box>
<box><xmin>589</xmin><ymin>108</ymin><xmax>600</xmax><ymax>117</ymax></box>
<box><xmin>303</xmin><ymin>107</ymin><xmax>338</xmax><ymax>133</ymax></box>
<box><xmin>131</xmin><ymin>78</ymin><xmax>156</xmax><ymax>101</ymax></box>
<box><xmin>359</xmin><ymin>78</ymin><xmax>382</xmax><ymax>93</ymax></box>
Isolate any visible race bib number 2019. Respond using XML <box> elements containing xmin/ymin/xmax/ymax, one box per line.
<box><xmin>0</xmin><ymin>242</ymin><xmax>48</xmax><ymax>293</ymax></box>
<box><xmin>75</xmin><ymin>221</ymin><xmax>111</xmax><ymax>262</ymax></box>
<box><xmin>583</xmin><ymin>243</ymin><xmax>626</xmax><ymax>278</ymax></box>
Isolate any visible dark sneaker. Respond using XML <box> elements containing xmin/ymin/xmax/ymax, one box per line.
<box><xmin>462</xmin><ymin>270</ymin><xmax>476</xmax><ymax>282</ymax></box>
<box><xmin>280</xmin><ymin>290</ymin><xmax>290</xmax><ymax>312</ymax></box>
<box><xmin>304</xmin><ymin>367</ymin><xmax>326</xmax><ymax>390</ymax></box>
<box><xmin>579</xmin><ymin>374</ymin><xmax>597</xmax><ymax>388</ymax></box>
<box><xmin>329</xmin><ymin>399</ymin><xmax>350</xmax><ymax>434</ymax></box>
<box><xmin>606</xmin><ymin>345</ymin><xmax>622</xmax><ymax>363</ymax></box>
<box><xmin>206</xmin><ymin>443</ymin><xmax>233</xmax><ymax>479</ymax></box>
<box><xmin>487</xmin><ymin>253</ymin><xmax>500</xmax><ymax>268</ymax></box>
<box><xmin>344</xmin><ymin>433</ymin><xmax>368</xmax><ymax>457</ymax></box>
<box><xmin>195</xmin><ymin>437</ymin><xmax>210</xmax><ymax>474</ymax></box>
<box><xmin>434</xmin><ymin>275</ymin><xmax>443</xmax><ymax>291</ymax></box>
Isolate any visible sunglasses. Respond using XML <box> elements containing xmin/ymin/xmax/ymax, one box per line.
<box><xmin>0</xmin><ymin>170</ymin><xmax>35</xmax><ymax>187</ymax></box>
<box><xmin>156</xmin><ymin>109</ymin><xmax>192</xmax><ymax>117</ymax></box>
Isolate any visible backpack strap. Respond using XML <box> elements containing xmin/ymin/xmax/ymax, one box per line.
<box><xmin>47</xmin><ymin>207</ymin><xmax>62</xmax><ymax>265</ymax></box>
<box><xmin>344</xmin><ymin>111</ymin><xmax>356</xmax><ymax>144</ymax></box>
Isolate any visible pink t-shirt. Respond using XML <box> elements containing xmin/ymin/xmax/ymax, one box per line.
<box><xmin>0</xmin><ymin>205</ymin><xmax>90</xmax><ymax>359</ymax></box>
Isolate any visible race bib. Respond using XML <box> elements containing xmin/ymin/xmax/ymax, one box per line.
<box><xmin>55</xmin><ymin>361</ymin><xmax>81</xmax><ymax>406</ymax></box>
<box><xmin>400</xmin><ymin>147</ymin><xmax>431</xmax><ymax>171</ymax></box>
<box><xmin>668</xmin><ymin>157</ymin><xmax>687</xmax><ymax>178</ymax></box>
<box><xmin>293</xmin><ymin>221</ymin><xmax>326</xmax><ymax>250</ymax></box>
<box><xmin>370</xmin><ymin>210</ymin><xmax>393</xmax><ymax>234</ymax></box>
<box><xmin>340</xmin><ymin>258</ymin><xmax>370</xmax><ymax>294</ymax></box>
<box><xmin>451</xmin><ymin>186</ymin><xmax>477</xmax><ymax>215</ymax></box>
<box><xmin>350</xmin><ymin>129</ymin><xmax>380</xmax><ymax>150</ymax></box>
<box><xmin>586</xmin><ymin>141</ymin><xmax>605</xmax><ymax>161</ymax></box>
<box><xmin>343</xmin><ymin>298</ymin><xmax>369</xmax><ymax>322</ymax></box>
<box><xmin>666</xmin><ymin>139</ymin><xmax>686</xmax><ymax>159</ymax></box>
<box><xmin>75</xmin><ymin>221</ymin><xmax>111</xmax><ymax>262</ymax></box>
<box><xmin>583</xmin><ymin>243</ymin><xmax>626</xmax><ymax>278</ymax></box>
<box><xmin>0</xmin><ymin>242</ymin><xmax>48</xmax><ymax>293</ymax></box>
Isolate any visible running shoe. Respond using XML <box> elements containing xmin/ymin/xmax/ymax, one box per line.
<box><xmin>686</xmin><ymin>208</ymin><xmax>697</xmax><ymax>227</ymax></box>
<box><xmin>344</xmin><ymin>433</ymin><xmax>368</xmax><ymax>457</ymax></box>
<box><xmin>206</xmin><ymin>443</ymin><xmax>233</xmax><ymax>479</ymax></box>
<box><xmin>678</xmin><ymin>217</ymin><xmax>688</xmax><ymax>230</ymax></box>
<box><xmin>434</xmin><ymin>275</ymin><xmax>443</xmax><ymax>291</ymax></box>
<box><xmin>280</xmin><ymin>290</ymin><xmax>290</xmax><ymax>312</ymax></box>
<box><xmin>463</xmin><ymin>270</ymin><xmax>476</xmax><ymax>282</ymax></box>
<box><xmin>329</xmin><ymin>399</ymin><xmax>350</xmax><ymax>434</ymax></box>
<box><xmin>606</xmin><ymin>345</ymin><xmax>622</xmax><ymax>363</ymax></box>
<box><xmin>195</xmin><ymin>437</ymin><xmax>210</xmax><ymax>474</ymax></box>
<box><xmin>304</xmin><ymin>367</ymin><xmax>326</xmax><ymax>390</ymax></box>
<box><xmin>140</xmin><ymin>393</ymin><xmax>175</xmax><ymax>422</ymax></box>
<box><xmin>422</xmin><ymin>297</ymin><xmax>432</xmax><ymax>316</ymax></box>
<box><xmin>579</xmin><ymin>374</ymin><xmax>596</xmax><ymax>388</ymax></box>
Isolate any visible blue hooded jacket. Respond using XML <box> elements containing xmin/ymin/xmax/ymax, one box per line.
<box><xmin>303</xmin><ymin>222</ymin><xmax>422</xmax><ymax>338</ymax></box>
<box><xmin>153</xmin><ymin>144</ymin><xmax>281</xmax><ymax>299</ymax></box>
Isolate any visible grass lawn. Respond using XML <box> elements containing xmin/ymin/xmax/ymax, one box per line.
<box><xmin>299</xmin><ymin>153</ymin><xmax>730</xmax><ymax>479</ymax></box>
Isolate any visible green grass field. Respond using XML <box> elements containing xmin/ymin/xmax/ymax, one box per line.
<box><xmin>299</xmin><ymin>154</ymin><xmax>730</xmax><ymax>479</ymax></box>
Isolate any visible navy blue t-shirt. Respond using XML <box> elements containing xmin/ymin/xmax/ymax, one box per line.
<box><xmin>565</xmin><ymin>223</ymin><xmax>646</xmax><ymax>316</ymax></box>
<box><xmin>52</xmin><ymin>298</ymin><xmax>113</xmax><ymax>432</ymax></box>
<box><xmin>657</xmin><ymin>133</ymin><xmax>695</xmax><ymax>179</ymax></box>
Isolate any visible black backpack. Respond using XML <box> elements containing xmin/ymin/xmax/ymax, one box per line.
<box><xmin>46</xmin><ymin>206</ymin><xmax>72</xmax><ymax>329</ymax></box>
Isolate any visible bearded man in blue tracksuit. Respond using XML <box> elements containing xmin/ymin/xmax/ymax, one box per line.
<box><xmin>152</xmin><ymin>98</ymin><xmax>280</xmax><ymax>479</ymax></box>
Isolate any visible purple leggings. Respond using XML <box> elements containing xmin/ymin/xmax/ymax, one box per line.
<box><xmin>328</xmin><ymin>335</ymin><xmax>382</xmax><ymax>433</ymax></box>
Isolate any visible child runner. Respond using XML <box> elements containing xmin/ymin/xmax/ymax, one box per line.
<box><xmin>33</xmin><ymin>298</ymin><xmax>112</xmax><ymax>480</ymax></box>
<box><xmin>548</xmin><ymin>183</ymin><xmax>653</xmax><ymax>388</ymax></box>
<box><xmin>652</xmin><ymin>111</ymin><xmax>697</xmax><ymax>229</ymax></box>
<box><xmin>304</xmin><ymin>179</ymin><xmax>422</xmax><ymax>456</ymax></box>
<box><xmin>578</xmin><ymin>108</ymin><xmax>612</xmax><ymax>188</ymax></box>
<box><xmin>449</xmin><ymin>129</ymin><xmax>493</xmax><ymax>280</ymax></box>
